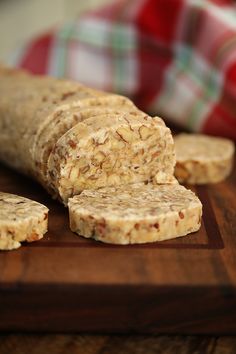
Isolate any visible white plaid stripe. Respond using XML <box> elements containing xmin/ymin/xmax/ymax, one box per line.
<box><xmin>190</xmin><ymin>0</ymin><xmax>236</xmax><ymax>30</ymax></box>
<box><xmin>67</xmin><ymin>42</ymin><xmax>112</xmax><ymax>90</ymax></box>
<box><xmin>75</xmin><ymin>17</ymin><xmax>136</xmax><ymax>50</ymax></box>
<box><xmin>151</xmin><ymin>44</ymin><xmax>223</xmax><ymax>130</ymax></box>
<box><xmin>48</xmin><ymin>16</ymin><xmax>139</xmax><ymax>94</ymax></box>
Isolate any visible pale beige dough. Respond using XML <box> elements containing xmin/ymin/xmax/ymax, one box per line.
<box><xmin>0</xmin><ymin>67</ymin><xmax>133</xmax><ymax>178</ymax></box>
<box><xmin>174</xmin><ymin>134</ymin><xmax>235</xmax><ymax>184</ymax></box>
<box><xmin>68</xmin><ymin>184</ymin><xmax>202</xmax><ymax>244</ymax></box>
<box><xmin>33</xmin><ymin>103</ymin><xmax>140</xmax><ymax>186</ymax></box>
<box><xmin>48</xmin><ymin>112</ymin><xmax>176</xmax><ymax>204</ymax></box>
<box><xmin>0</xmin><ymin>68</ymin><xmax>176</xmax><ymax>204</ymax></box>
<box><xmin>0</xmin><ymin>192</ymin><xmax>48</xmax><ymax>250</ymax></box>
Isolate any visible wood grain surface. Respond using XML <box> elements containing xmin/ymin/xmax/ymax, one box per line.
<box><xmin>0</xmin><ymin>161</ymin><xmax>235</xmax><ymax>334</ymax></box>
<box><xmin>0</xmin><ymin>334</ymin><xmax>236</xmax><ymax>354</ymax></box>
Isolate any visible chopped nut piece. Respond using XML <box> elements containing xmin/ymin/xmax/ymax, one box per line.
<box><xmin>93</xmin><ymin>151</ymin><xmax>106</xmax><ymax>164</ymax></box>
<box><xmin>116</xmin><ymin>127</ymin><xmax>135</xmax><ymax>143</ymax></box>
<box><xmin>80</xmin><ymin>165</ymin><xmax>90</xmax><ymax>174</ymax></box>
<box><xmin>139</xmin><ymin>125</ymin><xmax>152</xmax><ymax>140</ymax></box>
<box><xmin>68</xmin><ymin>140</ymin><xmax>77</xmax><ymax>149</ymax></box>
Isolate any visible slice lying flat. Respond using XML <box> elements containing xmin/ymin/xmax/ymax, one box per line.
<box><xmin>0</xmin><ymin>192</ymin><xmax>48</xmax><ymax>250</ymax></box>
<box><xmin>174</xmin><ymin>134</ymin><xmax>235</xmax><ymax>184</ymax></box>
<box><xmin>68</xmin><ymin>184</ymin><xmax>202</xmax><ymax>245</ymax></box>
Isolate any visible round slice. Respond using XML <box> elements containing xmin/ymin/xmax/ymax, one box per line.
<box><xmin>0</xmin><ymin>192</ymin><xmax>48</xmax><ymax>250</ymax></box>
<box><xmin>68</xmin><ymin>184</ymin><xmax>202</xmax><ymax>244</ymax></box>
<box><xmin>33</xmin><ymin>100</ymin><xmax>139</xmax><ymax>186</ymax></box>
<box><xmin>47</xmin><ymin>113</ymin><xmax>176</xmax><ymax>204</ymax></box>
<box><xmin>174</xmin><ymin>134</ymin><xmax>235</xmax><ymax>184</ymax></box>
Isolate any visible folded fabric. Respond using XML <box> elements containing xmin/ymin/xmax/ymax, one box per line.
<box><xmin>10</xmin><ymin>0</ymin><xmax>236</xmax><ymax>140</ymax></box>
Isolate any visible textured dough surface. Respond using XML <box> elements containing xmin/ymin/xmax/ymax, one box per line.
<box><xmin>0</xmin><ymin>68</ymin><xmax>176</xmax><ymax>203</ymax></box>
<box><xmin>174</xmin><ymin>134</ymin><xmax>235</xmax><ymax>184</ymax></box>
<box><xmin>68</xmin><ymin>184</ymin><xmax>202</xmax><ymax>244</ymax></box>
<box><xmin>34</xmin><ymin>104</ymin><xmax>140</xmax><ymax>186</ymax></box>
<box><xmin>0</xmin><ymin>67</ymin><xmax>133</xmax><ymax>178</ymax></box>
<box><xmin>0</xmin><ymin>192</ymin><xmax>48</xmax><ymax>250</ymax></box>
<box><xmin>48</xmin><ymin>112</ymin><xmax>176</xmax><ymax>204</ymax></box>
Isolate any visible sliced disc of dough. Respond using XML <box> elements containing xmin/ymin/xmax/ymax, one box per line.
<box><xmin>48</xmin><ymin>113</ymin><xmax>176</xmax><ymax>204</ymax></box>
<box><xmin>68</xmin><ymin>184</ymin><xmax>202</xmax><ymax>244</ymax></box>
<box><xmin>33</xmin><ymin>104</ymin><xmax>140</xmax><ymax>186</ymax></box>
<box><xmin>0</xmin><ymin>192</ymin><xmax>48</xmax><ymax>250</ymax></box>
<box><xmin>174</xmin><ymin>134</ymin><xmax>235</xmax><ymax>184</ymax></box>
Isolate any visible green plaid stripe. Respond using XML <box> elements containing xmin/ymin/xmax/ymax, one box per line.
<box><xmin>58</xmin><ymin>21</ymin><xmax>136</xmax><ymax>51</ymax></box>
<box><xmin>155</xmin><ymin>45</ymin><xmax>222</xmax><ymax>130</ymax></box>
<box><xmin>51</xmin><ymin>20</ymin><xmax>137</xmax><ymax>91</ymax></box>
<box><xmin>110</xmin><ymin>24</ymin><xmax>136</xmax><ymax>92</ymax></box>
<box><xmin>49</xmin><ymin>23</ymin><xmax>76</xmax><ymax>77</ymax></box>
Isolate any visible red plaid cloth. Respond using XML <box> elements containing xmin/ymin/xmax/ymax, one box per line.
<box><xmin>11</xmin><ymin>0</ymin><xmax>236</xmax><ymax>140</ymax></box>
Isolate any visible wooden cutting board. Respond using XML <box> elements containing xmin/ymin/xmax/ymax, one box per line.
<box><xmin>0</xmin><ymin>162</ymin><xmax>235</xmax><ymax>334</ymax></box>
